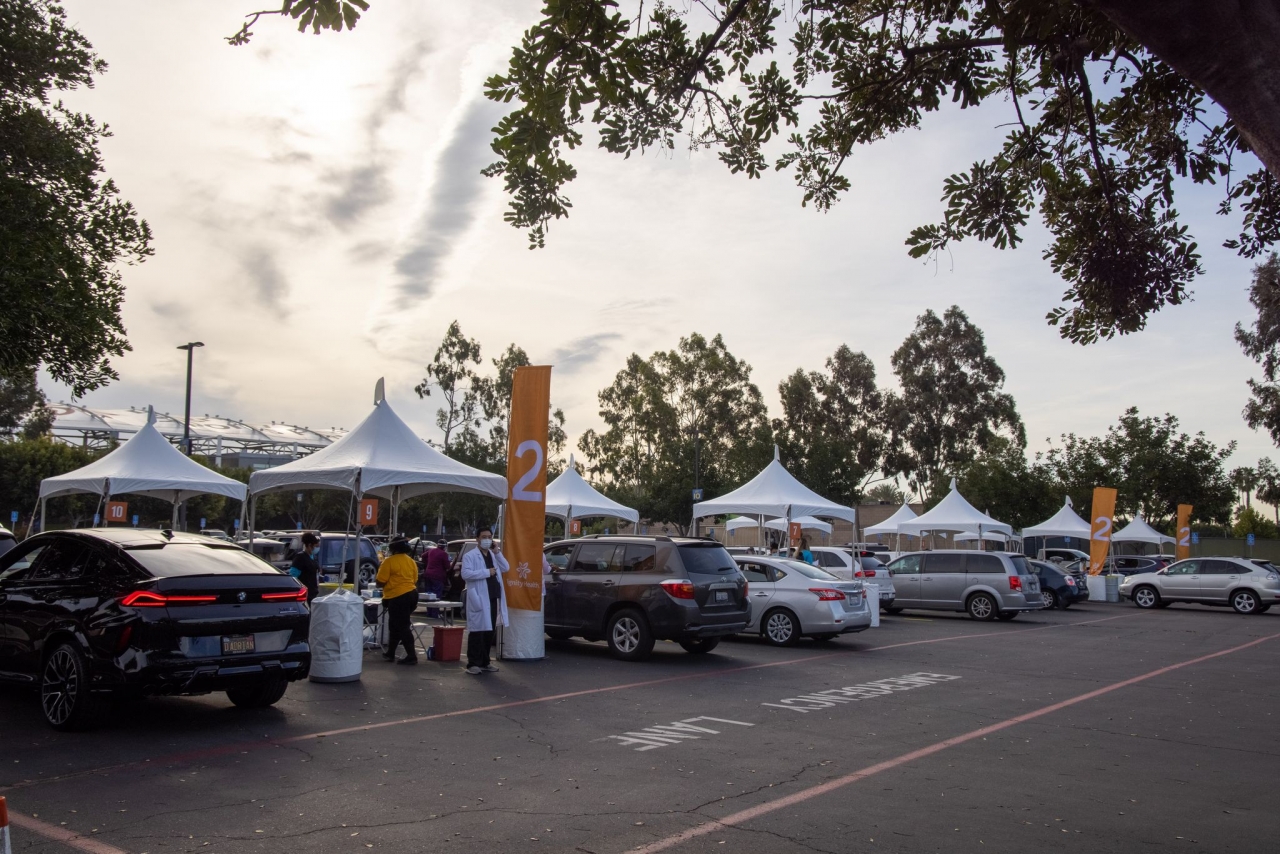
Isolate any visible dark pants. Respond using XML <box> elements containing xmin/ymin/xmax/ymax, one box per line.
<box><xmin>466</xmin><ymin>593</ymin><xmax>499</xmax><ymax>668</ymax></box>
<box><xmin>384</xmin><ymin>590</ymin><xmax>418</xmax><ymax>660</ymax></box>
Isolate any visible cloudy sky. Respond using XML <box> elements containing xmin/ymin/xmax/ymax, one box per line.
<box><xmin>46</xmin><ymin>1</ymin><xmax>1274</xmax><ymax>489</ymax></box>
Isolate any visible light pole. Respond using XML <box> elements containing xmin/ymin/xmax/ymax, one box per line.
<box><xmin>176</xmin><ymin>342</ymin><xmax>204</xmax><ymax>455</ymax></box>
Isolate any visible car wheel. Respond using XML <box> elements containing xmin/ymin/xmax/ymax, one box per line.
<box><xmin>41</xmin><ymin>643</ymin><xmax>102</xmax><ymax>731</ymax></box>
<box><xmin>546</xmin><ymin>629</ymin><xmax>574</xmax><ymax>641</ymax></box>
<box><xmin>1132</xmin><ymin>585</ymin><xmax>1161</xmax><ymax>609</ymax></box>
<box><xmin>1040</xmin><ymin>589</ymin><xmax>1058</xmax><ymax>609</ymax></box>
<box><xmin>996</xmin><ymin>611</ymin><xmax>1019</xmax><ymax>621</ymax></box>
<box><xmin>762</xmin><ymin>608</ymin><xmax>799</xmax><ymax>646</ymax></box>
<box><xmin>359</xmin><ymin>562</ymin><xmax>377</xmax><ymax>588</ymax></box>
<box><xmin>606</xmin><ymin>609</ymin><xmax>655</xmax><ymax>661</ymax></box>
<box><xmin>966</xmin><ymin>593</ymin><xmax>996</xmax><ymax>621</ymax></box>
<box><xmin>678</xmin><ymin>638</ymin><xmax>720</xmax><ymax>654</ymax></box>
<box><xmin>883</xmin><ymin>607</ymin><xmax>904</xmax><ymax>616</ymax></box>
<box><xmin>227</xmin><ymin>679</ymin><xmax>288</xmax><ymax>709</ymax></box>
<box><xmin>1231</xmin><ymin>589</ymin><xmax>1261</xmax><ymax>615</ymax></box>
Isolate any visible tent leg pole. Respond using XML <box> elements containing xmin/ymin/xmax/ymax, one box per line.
<box><xmin>40</xmin><ymin>498</ymin><xmax>47</xmax><ymax>534</ymax></box>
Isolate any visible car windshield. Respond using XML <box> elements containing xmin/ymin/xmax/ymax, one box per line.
<box><xmin>126</xmin><ymin>543</ymin><xmax>283</xmax><ymax>577</ymax></box>
<box><xmin>678</xmin><ymin>543</ymin><xmax>738</xmax><ymax>575</ymax></box>
<box><xmin>1251</xmin><ymin>560</ymin><xmax>1278</xmax><ymax>572</ymax></box>
<box><xmin>1008</xmin><ymin>555</ymin><xmax>1032</xmax><ymax>575</ymax></box>
<box><xmin>778</xmin><ymin>559</ymin><xmax>841</xmax><ymax>580</ymax></box>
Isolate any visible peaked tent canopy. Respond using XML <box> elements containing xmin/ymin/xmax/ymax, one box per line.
<box><xmin>863</xmin><ymin>502</ymin><xmax>919</xmax><ymax>536</ymax></box>
<box><xmin>1022</xmin><ymin>498</ymin><xmax>1092</xmax><ymax>539</ymax></box>
<box><xmin>39</xmin><ymin>415</ymin><xmax>247</xmax><ymax>503</ymax></box>
<box><xmin>764</xmin><ymin>516</ymin><xmax>833</xmax><ymax>534</ymax></box>
<box><xmin>1112</xmin><ymin>516</ymin><xmax>1174</xmax><ymax>545</ymax></box>
<box><xmin>248</xmin><ymin>398</ymin><xmax>505</xmax><ymax>501</ymax></box>
<box><xmin>692</xmin><ymin>447</ymin><xmax>856</xmax><ymax>523</ymax></box>
<box><xmin>545</xmin><ymin>455</ymin><xmax>639</xmax><ymax>523</ymax></box>
<box><xmin>897</xmin><ymin>480</ymin><xmax>1012</xmax><ymax>536</ymax></box>
<box><xmin>725</xmin><ymin>516</ymin><xmax>759</xmax><ymax>531</ymax></box>
<box><xmin>955</xmin><ymin>531</ymin><xmax>1018</xmax><ymax>543</ymax></box>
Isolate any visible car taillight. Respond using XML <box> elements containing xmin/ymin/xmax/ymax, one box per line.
<box><xmin>660</xmin><ymin>579</ymin><xmax>696</xmax><ymax>600</ymax></box>
<box><xmin>120</xmin><ymin>590</ymin><xmax>218</xmax><ymax>607</ymax></box>
<box><xmin>263</xmin><ymin>589</ymin><xmax>308</xmax><ymax>602</ymax></box>
<box><xmin>1065</xmin><ymin>577</ymin><xmax>1077</xmax><ymax>586</ymax></box>
<box><xmin>1009</xmin><ymin>575</ymin><xmax>1023</xmax><ymax>592</ymax></box>
<box><xmin>809</xmin><ymin>588</ymin><xmax>846</xmax><ymax>601</ymax></box>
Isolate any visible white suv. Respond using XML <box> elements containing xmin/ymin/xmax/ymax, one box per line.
<box><xmin>1119</xmin><ymin>557</ymin><xmax>1280</xmax><ymax>614</ymax></box>
<box><xmin>811</xmin><ymin>546</ymin><xmax>896</xmax><ymax>609</ymax></box>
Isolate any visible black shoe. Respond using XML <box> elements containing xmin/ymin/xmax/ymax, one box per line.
<box><xmin>397</xmin><ymin>657</ymin><xmax>418</xmax><ymax>665</ymax></box>
<box><xmin>381</xmin><ymin>652</ymin><xmax>396</xmax><ymax>662</ymax></box>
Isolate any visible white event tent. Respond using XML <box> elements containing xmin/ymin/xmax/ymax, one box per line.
<box><xmin>248</xmin><ymin>391</ymin><xmax>506</xmax><ymax>536</ymax></box>
<box><xmin>1022</xmin><ymin>497</ymin><xmax>1092</xmax><ymax>540</ymax></box>
<box><xmin>864</xmin><ymin>502</ymin><xmax>918</xmax><ymax>536</ymax></box>
<box><xmin>545</xmin><ymin>455</ymin><xmax>639</xmax><ymax>529</ymax></box>
<box><xmin>725</xmin><ymin>516</ymin><xmax>759</xmax><ymax>531</ymax></box>
<box><xmin>764</xmin><ymin>515</ymin><xmax>833</xmax><ymax>535</ymax></box>
<box><xmin>1112</xmin><ymin>515</ymin><xmax>1174</xmax><ymax>551</ymax></box>
<box><xmin>692</xmin><ymin>447</ymin><xmax>856</xmax><ymax>543</ymax></box>
<box><xmin>38</xmin><ymin>409</ymin><xmax>246</xmax><ymax>528</ymax></box>
<box><xmin>897</xmin><ymin>480</ymin><xmax>1012</xmax><ymax>543</ymax></box>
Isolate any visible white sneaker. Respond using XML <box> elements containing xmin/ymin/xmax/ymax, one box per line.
<box><xmin>465</xmin><ymin>666</ymin><xmax>482</xmax><ymax>675</ymax></box>
<box><xmin>482</xmin><ymin>664</ymin><xmax>500</xmax><ymax>673</ymax></box>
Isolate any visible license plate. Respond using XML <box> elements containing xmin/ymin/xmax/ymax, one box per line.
<box><xmin>714</xmin><ymin>590</ymin><xmax>729</xmax><ymax>604</ymax></box>
<box><xmin>880</xmin><ymin>591</ymin><xmax>893</xmax><ymax>599</ymax></box>
<box><xmin>222</xmin><ymin>635</ymin><xmax>255</xmax><ymax>655</ymax></box>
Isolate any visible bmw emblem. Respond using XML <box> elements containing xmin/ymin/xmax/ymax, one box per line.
<box><xmin>237</xmin><ymin>591</ymin><xmax>247</xmax><ymax>603</ymax></box>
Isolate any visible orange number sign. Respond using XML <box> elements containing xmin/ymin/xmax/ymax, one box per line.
<box><xmin>105</xmin><ymin>501</ymin><xmax>128</xmax><ymax>524</ymax></box>
<box><xmin>358</xmin><ymin>499</ymin><xmax>378</xmax><ymax>527</ymax></box>
<box><xmin>569</xmin><ymin>519</ymin><xmax>582</xmax><ymax>536</ymax></box>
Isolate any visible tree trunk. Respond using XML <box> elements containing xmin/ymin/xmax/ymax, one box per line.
<box><xmin>1088</xmin><ymin>0</ymin><xmax>1280</xmax><ymax>179</ymax></box>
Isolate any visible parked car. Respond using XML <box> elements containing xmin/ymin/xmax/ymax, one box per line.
<box><xmin>1105</xmin><ymin>555</ymin><xmax>1171</xmax><ymax>576</ymax></box>
<box><xmin>1039</xmin><ymin>547</ymin><xmax>1090</xmax><ymax>564</ymax></box>
<box><xmin>1028</xmin><ymin>559</ymin><xmax>1088</xmax><ymax>609</ymax></box>
<box><xmin>0</xmin><ymin>525</ymin><xmax>15</xmax><ymax>559</ymax></box>
<box><xmin>733</xmin><ymin>555</ymin><xmax>871</xmax><ymax>645</ymax></box>
<box><xmin>848</xmin><ymin>542</ymin><xmax>891</xmax><ymax>556</ymax></box>
<box><xmin>542</xmin><ymin>536</ymin><xmax>751</xmax><ymax>660</ymax></box>
<box><xmin>810</xmin><ymin>547</ymin><xmax>896</xmax><ymax>609</ymax></box>
<box><xmin>269</xmin><ymin>532</ymin><xmax>380</xmax><ymax>587</ymax></box>
<box><xmin>883</xmin><ymin>550</ymin><xmax>1042</xmax><ymax>620</ymax></box>
<box><xmin>0</xmin><ymin>529</ymin><xmax>310</xmax><ymax>730</ymax></box>
<box><xmin>1119</xmin><ymin>557</ymin><xmax>1280</xmax><ymax>614</ymax></box>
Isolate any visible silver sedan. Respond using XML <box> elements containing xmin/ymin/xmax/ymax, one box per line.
<box><xmin>733</xmin><ymin>556</ymin><xmax>872</xmax><ymax>646</ymax></box>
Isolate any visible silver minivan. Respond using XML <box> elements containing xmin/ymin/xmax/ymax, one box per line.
<box><xmin>884</xmin><ymin>550</ymin><xmax>1042</xmax><ymax>620</ymax></box>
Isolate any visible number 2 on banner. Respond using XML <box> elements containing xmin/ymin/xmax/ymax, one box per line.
<box><xmin>511</xmin><ymin>440</ymin><xmax>544</xmax><ymax>501</ymax></box>
<box><xmin>1092</xmin><ymin>516</ymin><xmax>1112</xmax><ymax>541</ymax></box>
<box><xmin>1178</xmin><ymin>526</ymin><xmax>1190</xmax><ymax>547</ymax></box>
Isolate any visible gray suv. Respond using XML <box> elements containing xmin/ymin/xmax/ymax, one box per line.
<box><xmin>884</xmin><ymin>550</ymin><xmax>1042</xmax><ymax>620</ymax></box>
<box><xmin>543</xmin><ymin>536</ymin><xmax>751</xmax><ymax>660</ymax></box>
<box><xmin>1119</xmin><ymin>557</ymin><xmax>1280</xmax><ymax>614</ymax></box>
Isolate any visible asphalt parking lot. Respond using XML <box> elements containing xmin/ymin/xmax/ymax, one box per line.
<box><xmin>3</xmin><ymin>602</ymin><xmax>1279</xmax><ymax>854</ymax></box>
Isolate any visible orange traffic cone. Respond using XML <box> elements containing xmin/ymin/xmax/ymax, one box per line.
<box><xmin>0</xmin><ymin>795</ymin><xmax>10</xmax><ymax>854</ymax></box>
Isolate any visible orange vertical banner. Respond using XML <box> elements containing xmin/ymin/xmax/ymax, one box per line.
<box><xmin>1176</xmin><ymin>504</ymin><xmax>1193</xmax><ymax>560</ymax></box>
<box><xmin>504</xmin><ymin>365</ymin><xmax>552</xmax><ymax>611</ymax></box>
<box><xmin>1088</xmin><ymin>487</ymin><xmax>1118</xmax><ymax>575</ymax></box>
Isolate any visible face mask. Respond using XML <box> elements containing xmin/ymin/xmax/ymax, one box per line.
<box><xmin>480</xmin><ymin>538</ymin><xmax>493</xmax><ymax>549</ymax></box>
<box><xmin>310</xmin><ymin>546</ymin><xmax>319</xmax><ymax>557</ymax></box>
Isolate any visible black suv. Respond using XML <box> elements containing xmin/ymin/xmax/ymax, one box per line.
<box><xmin>0</xmin><ymin>529</ymin><xmax>310</xmax><ymax>730</ymax></box>
<box><xmin>543</xmin><ymin>535</ymin><xmax>751</xmax><ymax>660</ymax></box>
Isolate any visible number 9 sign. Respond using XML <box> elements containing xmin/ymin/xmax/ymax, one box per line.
<box><xmin>358</xmin><ymin>499</ymin><xmax>378</xmax><ymax>527</ymax></box>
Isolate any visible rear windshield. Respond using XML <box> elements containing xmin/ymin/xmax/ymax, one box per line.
<box><xmin>1008</xmin><ymin>555</ymin><xmax>1032</xmax><ymax>575</ymax></box>
<box><xmin>677</xmin><ymin>544</ymin><xmax>739</xmax><ymax>575</ymax></box>
<box><xmin>778</xmin><ymin>560</ymin><xmax>841</xmax><ymax>580</ymax></box>
<box><xmin>126</xmin><ymin>544</ymin><xmax>283</xmax><ymax>577</ymax></box>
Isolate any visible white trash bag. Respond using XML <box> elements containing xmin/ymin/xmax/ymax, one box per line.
<box><xmin>309</xmin><ymin>588</ymin><xmax>364</xmax><ymax>683</ymax></box>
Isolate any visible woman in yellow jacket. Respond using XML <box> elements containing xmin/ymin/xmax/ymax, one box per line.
<box><xmin>376</xmin><ymin>536</ymin><xmax>420</xmax><ymax>664</ymax></box>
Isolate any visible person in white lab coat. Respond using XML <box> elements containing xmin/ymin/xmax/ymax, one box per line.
<box><xmin>460</xmin><ymin>525</ymin><xmax>509</xmax><ymax>674</ymax></box>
